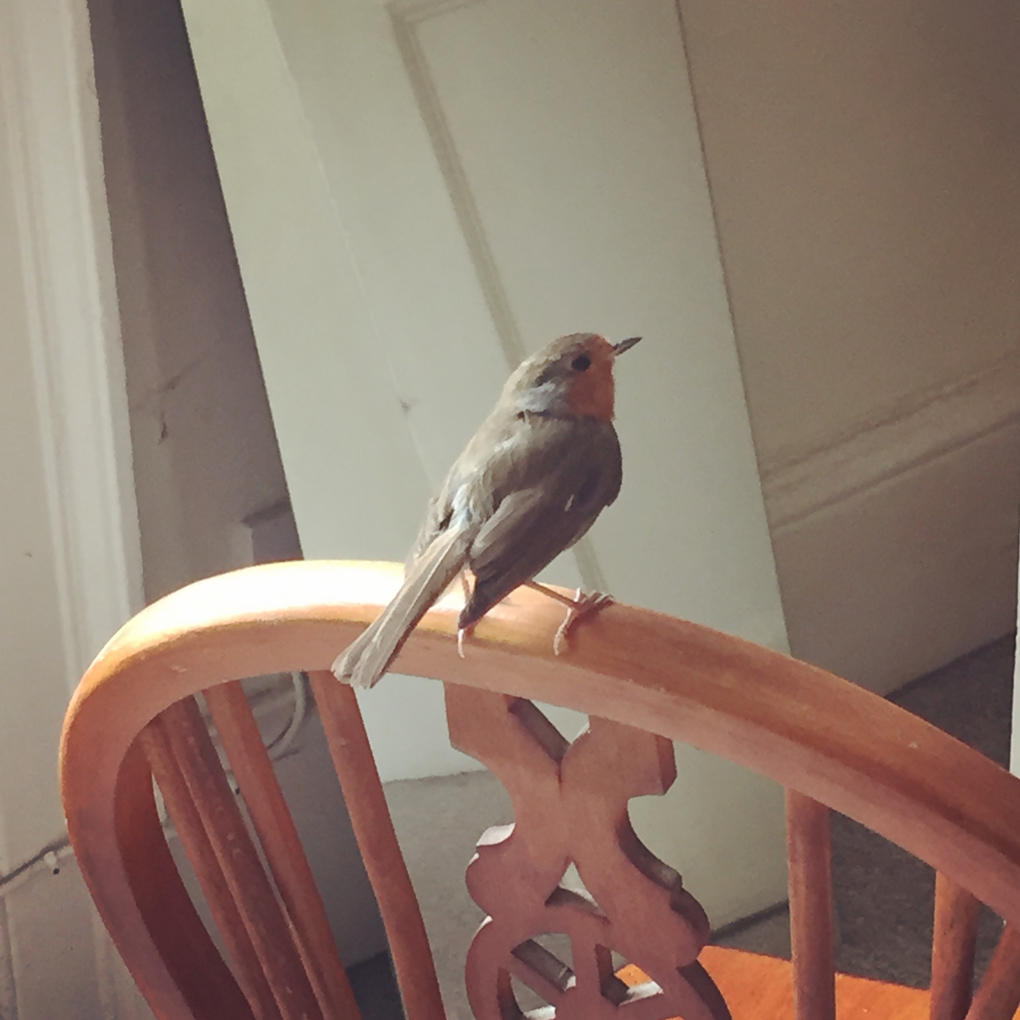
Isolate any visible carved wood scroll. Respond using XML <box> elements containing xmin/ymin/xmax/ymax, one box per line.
<box><xmin>445</xmin><ymin>684</ymin><xmax>731</xmax><ymax>1020</ymax></box>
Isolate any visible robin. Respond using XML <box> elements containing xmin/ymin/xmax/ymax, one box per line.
<box><xmin>332</xmin><ymin>331</ymin><xmax>640</xmax><ymax>690</ymax></box>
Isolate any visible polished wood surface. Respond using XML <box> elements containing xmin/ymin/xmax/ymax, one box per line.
<box><xmin>967</xmin><ymin>927</ymin><xmax>1020</xmax><ymax>1020</ymax></box>
<box><xmin>619</xmin><ymin>949</ymin><xmax>930</xmax><ymax>1019</ymax></box>
<box><xmin>136</xmin><ymin>712</ymin><xmax>260</xmax><ymax>1019</ymax></box>
<box><xmin>60</xmin><ymin>560</ymin><xmax>1020</xmax><ymax>1018</ymax></box>
<box><xmin>930</xmin><ymin>873</ymin><xmax>981</xmax><ymax>1020</ymax></box>
<box><xmin>307</xmin><ymin>671</ymin><xmax>445</xmax><ymax>1020</ymax></box>
<box><xmin>153</xmin><ymin>697</ymin><xmax>321</xmax><ymax>1020</ymax></box>
<box><xmin>204</xmin><ymin>681</ymin><xmax>359</xmax><ymax>1018</ymax></box>
<box><xmin>704</xmin><ymin>947</ymin><xmax>929</xmax><ymax>1019</ymax></box>
<box><xmin>786</xmin><ymin>792</ymin><xmax>835</xmax><ymax>1020</ymax></box>
<box><xmin>446</xmin><ymin>685</ymin><xmax>728</xmax><ymax>1019</ymax></box>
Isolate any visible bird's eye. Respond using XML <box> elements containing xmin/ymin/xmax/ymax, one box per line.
<box><xmin>571</xmin><ymin>354</ymin><xmax>592</xmax><ymax>372</ymax></box>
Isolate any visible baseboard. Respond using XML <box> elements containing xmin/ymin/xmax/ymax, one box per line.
<box><xmin>762</xmin><ymin>353</ymin><xmax>1020</xmax><ymax>694</ymax></box>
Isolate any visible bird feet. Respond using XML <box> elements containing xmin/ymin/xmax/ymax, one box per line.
<box><xmin>523</xmin><ymin>581</ymin><xmax>614</xmax><ymax>655</ymax></box>
<box><xmin>457</xmin><ymin>583</ymin><xmax>613</xmax><ymax>661</ymax></box>
<box><xmin>553</xmin><ymin>589</ymin><xmax>614</xmax><ymax>655</ymax></box>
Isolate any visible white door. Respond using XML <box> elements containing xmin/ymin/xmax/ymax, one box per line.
<box><xmin>180</xmin><ymin>0</ymin><xmax>789</xmax><ymax>926</ymax></box>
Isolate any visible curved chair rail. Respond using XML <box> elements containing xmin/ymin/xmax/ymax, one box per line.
<box><xmin>61</xmin><ymin>560</ymin><xmax>1020</xmax><ymax>1018</ymax></box>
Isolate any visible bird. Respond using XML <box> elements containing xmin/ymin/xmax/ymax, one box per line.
<box><xmin>332</xmin><ymin>331</ymin><xmax>640</xmax><ymax>690</ymax></box>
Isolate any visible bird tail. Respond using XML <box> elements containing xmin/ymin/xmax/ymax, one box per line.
<box><xmin>331</xmin><ymin>526</ymin><xmax>472</xmax><ymax>689</ymax></box>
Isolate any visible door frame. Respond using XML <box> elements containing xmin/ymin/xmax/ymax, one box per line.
<box><xmin>0</xmin><ymin>0</ymin><xmax>142</xmax><ymax>684</ymax></box>
<box><xmin>0</xmin><ymin>0</ymin><xmax>142</xmax><ymax>1012</ymax></box>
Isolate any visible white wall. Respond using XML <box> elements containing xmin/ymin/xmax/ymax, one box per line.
<box><xmin>3</xmin><ymin>0</ymin><xmax>1015</xmax><ymax>1010</ymax></box>
<box><xmin>178</xmin><ymin>0</ymin><xmax>794</xmax><ymax>933</ymax></box>
<box><xmin>0</xmin><ymin>0</ymin><xmax>387</xmax><ymax>1012</ymax></box>
<box><xmin>0</xmin><ymin>99</ymin><xmax>69</xmax><ymax>882</ymax></box>
<box><xmin>0</xmin><ymin>0</ymin><xmax>144</xmax><ymax>1013</ymax></box>
<box><xmin>174</xmin><ymin>0</ymin><xmax>1020</xmax><ymax>705</ymax></box>
<box><xmin>86</xmin><ymin>0</ymin><xmax>387</xmax><ymax>966</ymax></box>
<box><xmin>680</xmin><ymin>0</ymin><xmax>1020</xmax><ymax>691</ymax></box>
<box><xmin>0</xmin><ymin>117</ymin><xmax>99</xmax><ymax>1015</ymax></box>
<box><xmin>87</xmin><ymin>0</ymin><xmax>291</xmax><ymax>601</ymax></box>
<box><xmin>683</xmin><ymin>0</ymin><xmax>1020</xmax><ymax>458</ymax></box>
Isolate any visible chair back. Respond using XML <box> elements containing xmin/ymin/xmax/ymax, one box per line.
<box><xmin>60</xmin><ymin>561</ymin><xmax>1020</xmax><ymax>1019</ymax></box>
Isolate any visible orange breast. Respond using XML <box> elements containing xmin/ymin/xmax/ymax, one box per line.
<box><xmin>566</xmin><ymin>360</ymin><xmax>615</xmax><ymax>421</ymax></box>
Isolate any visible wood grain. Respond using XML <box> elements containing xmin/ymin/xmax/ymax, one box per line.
<box><xmin>967</xmin><ymin>927</ymin><xmax>1020</xmax><ymax>1020</ymax></box>
<box><xmin>786</xmin><ymin>791</ymin><xmax>835</xmax><ymax>1020</ymax></box>
<box><xmin>446</xmin><ymin>685</ymin><xmax>727</xmax><ymax>1019</ymax></box>
<box><xmin>138</xmin><ymin>715</ymin><xmax>265</xmax><ymax>1019</ymax></box>
<box><xmin>706</xmin><ymin>946</ymin><xmax>928</xmax><ymax>1019</ymax></box>
<box><xmin>113</xmin><ymin>736</ymin><xmax>255</xmax><ymax>1019</ymax></box>
<box><xmin>931</xmin><ymin>872</ymin><xmax>981</xmax><ymax>1020</ymax></box>
<box><xmin>155</xmin><ymin>697</ymin><xmax>322</xmax><ymax>1020</ymax></box>
<box><xmin>204</xmin><ymin>680</ymin><xmax>361</xmax><ymax>1019</ymax></box>
<box><xmin>619</xmin><ymin>948</ymin><xmax>931</xmax><ymax>1019</ymax></box>
<box><xmin>308</xmin><ymin>671</ymin><xmax>446</xmax><ymax>1020</ymax></box>
<box><xmin>59</xmin><ymin>560</ymin><xmax>1020</xmax><ymax>1018</ymax></box>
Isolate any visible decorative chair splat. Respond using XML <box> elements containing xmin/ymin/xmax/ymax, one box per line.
<box><xmin>445</xmin><ymin>684</ymin><xmax>730</xmax><ymax>1020</ymax></box>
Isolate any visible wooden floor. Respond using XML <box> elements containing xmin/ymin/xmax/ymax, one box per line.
<box><xmin>703</xmin><ymin>946</ymin><xmax>929</xmax><ymax>1018</ymax></box>
<box><xmin>619</xmin><ymin>946</ymin><xmax>930</xmax><ymax>1019</ymax></box>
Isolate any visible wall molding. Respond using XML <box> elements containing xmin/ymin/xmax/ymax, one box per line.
<box><xmin>761</xmin><ymin>349</ymin><xmax>1020</xmax><ymax>531</ymax></box>
<box><xmin>0</xmin><ymin>0</ymin><xmax>143</xmax><ymax>688</ymax></box>
<box><xmin>0</xmin><ymin>0</ymin><xmax>143</xmax><ymax>1013</ymax></box>
<box><xmin>760</xmin><ymin>349</ymin><xmax>1020</xmax><ymax>693</ymax></box>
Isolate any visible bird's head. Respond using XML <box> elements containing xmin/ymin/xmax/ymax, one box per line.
<box><xmin>504</xmin><ymin>332</ymin><xmax>640</xmax><ymax>421</ymax></box>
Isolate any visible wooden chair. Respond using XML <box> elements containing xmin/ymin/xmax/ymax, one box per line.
<box><xmin>60</xmin><ymin>560</ymin><xmax>1020</xmax><ymax>1020</ymax></box>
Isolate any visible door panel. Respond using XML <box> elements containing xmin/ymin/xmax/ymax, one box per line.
<box><xmin>182</xmin><ymin>0</ymin><xmax>789</xmax><ymax>924</ymax></box>
<box><xmin>397</xmin><ymin>0</ymin><xmax>784</xmax><ymax>640</ymax></box>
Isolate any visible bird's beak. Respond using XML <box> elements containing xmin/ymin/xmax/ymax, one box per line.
<box><xmin>612</xmin><ymin>336</ymin><xmax>641</xmax><ymax>356</ymax></box>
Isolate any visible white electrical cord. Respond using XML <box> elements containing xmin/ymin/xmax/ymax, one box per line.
<box><xmin>263</xmin><ymin>672</ymin><xmax>309</xmax><ymax>761</ymax></box>
<box><xmin>1</xmin><ymin>672</ymin><xmax>312</xmax><ymax>893</ymax></box>
<box><xmin>212</xmin><ymin>670</ymin><xmax>309</xmax><ymax>795</ymax></box>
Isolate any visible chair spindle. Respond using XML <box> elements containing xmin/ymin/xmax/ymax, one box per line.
<box><xmin>930</xmin><ymin>873</ymin><xmax>981</xmax><ymax>1020</ymax></box>
<box><xmin>308</xmin><ymin>671</ymin><xmax>447</xmax><ymax>1020</ymax></box>
<box><xmin>787</xmin><ymin>790</ymin><xmax>836</xmax><ymax>1020</ymax></box>
<box><xmin>139</xmin><ymin>712</ymin><xmax>274</xmax><ymax>1020</ymax></box>
<box><xmin>965</xmin><ymin>926</ymin><xmax>1020</xmax><ymax>1020</ymax></box>
<box><xmin>151</xmin><ymin>697</ymin><xmax>324</xmax><ymax>1020</ymax></box>
<box><xmin>205</xmin><ymin>680</ymin><xmax>362</xmax><ymax>1020</ymax></box>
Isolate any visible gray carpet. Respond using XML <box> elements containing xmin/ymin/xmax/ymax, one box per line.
<box><xmin>716</xmin><ymin>635</ymin><xmax>1014</xmax><ymax>988</ymax></box>
<box><xmin>349</xmin><ymin>635</ymin><xmax>1016</xmax><ymax>1017</ymax></box>
<box><xmin>831</xmin><ymin>636</ymin><xmax>1012</xmax><ymax>987</ymax></box>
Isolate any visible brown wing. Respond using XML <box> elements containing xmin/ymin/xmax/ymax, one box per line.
<box><xmin>405</xmin><ymin>406</ymin><xmax>526</xmax><ymax>570</ymax></box>
<box><xmin>407</xmin><ymin>406</ymin><xmax>583</xmax><ymax>568</ymax></box>
<box><xmin>406</xmin><ymin>490</ymin><xmax>453</xmax><ymax>571</ymax></box>
<box><xmin>460</xmin><ymin>419</ymin><xmax>622</xmax><ymax>628</ymax></box>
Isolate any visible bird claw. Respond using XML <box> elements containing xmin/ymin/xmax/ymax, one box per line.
<box><xmin>458</xmin><ymin>627</ymin><xmax>467</xmax><ymax>659</ymax></box>
<box><xmin>553</xmin><ymin>589</ymin><xmax>614</xmax><ymax>655</ymax></box>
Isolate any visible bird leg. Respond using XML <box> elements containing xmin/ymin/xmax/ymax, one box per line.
<box><xmin>523</xmin><ymin>581</ymin><xmax>614</xmax><ymax>655</ymax></box>
<box><xmin>458</xmin><ymin>571</ymin><xmax>475</xmax><ymax>658</ymax></box>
